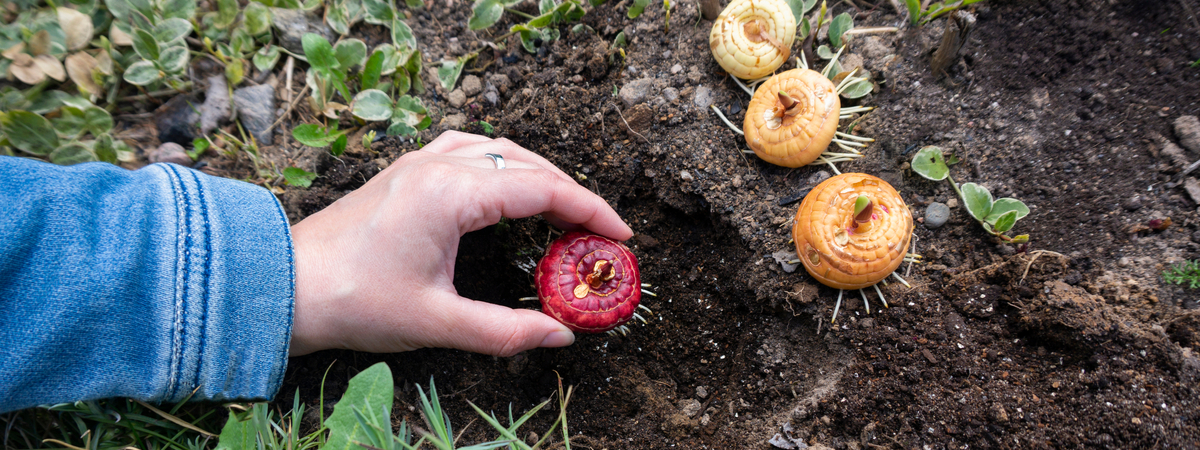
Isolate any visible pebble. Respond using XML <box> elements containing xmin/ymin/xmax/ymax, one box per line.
<box><xmin>807</xmin><ymin>170</ymin><xmax>831</xmax><ymax>186</ymax></box>
<box><xmin>1184</xmin><ymin>177</ymin><xmax>1200</xmax><ymax>205</ymax></box>
<box><xmin>679</xmin><ymin>170</ymin><xmax>694</xmax><ymax>181</ymax></box>
<box><xmin>946</xmin><ymin>197</ymin><xmax>959</xmax><ymax>209</ymax></box>
<box><xmin>461</xmin><ymin>75</ymin><xmax>482</xmax><ymax>96</ymax></box>
<box><xmin>199</xmin><ymin>75</ymin><xmax>230</xmax><ymax>136</ymax></box>
<box><xmin>662</xmin><ymin>87</ymin><xmax>679</xmax><ymax>103</ymax></box>
<box><xmin>270</xmin><ymin>8</ymin><xmax>336</xmax><ymax>54</ymax></box>
<box><xmin>233</xmin><ymin>84</ymin><xmax>276</xmax><ymax>146</ymax></box>
<box><xmin>1175</xmin><ymin>115</ymin><xmax>1200</xmax><ymax>153</ymax></box>
<box><xmin>486</xmin><ymin>73</ymin><xmax>511</xmax><ymax>93</ymax></box>
<box><xmin>1118</xmin><ymin>257</ymin><xmax>1131</xmax><ymax>267</ymax></box>
<box><xmin>443</xmin><ymin>113</ymin><xmax>467</xmax><ymax>129</ymax></box>
<box><xmin>696</xmin><ymin>386</ymin><xmax>708</xmax><ymax>399</ymax></box>
<box><xmin>925</xmin><ymin>202</ymin><xmax>951</xmax><ymax>229</ymax></box>
<box><xmin>671</xmin><ymin>63</ymin><xmax>683</xmax><ymax>74</ymax></box>
<box><xmin>155</xmin><ymin>94</ymin><xmax>200</xmax><ymax>146</ymax></box>
<box><xmin>448</xmin><ymin>89</ymin><xmax>467</xmax><ymax>108</ymax></box>
<box><xmin>148</xmin><ymin>142</ymin><xmax>192</xmax><ymax>166</ymax></box>
<box><xmin>693</xmin><ymin>85</ymin><xmax>715</xmax><ymax>109</ymax></box>
<box><xmin>619</xmin><ymin>78</ymin><xmax>655</xmax><ymax>108</ymax></box>
<box><xmin>1122</xmin><ymin>195</ymin><xmax>1143</xmax><ymax>211</ymax></box>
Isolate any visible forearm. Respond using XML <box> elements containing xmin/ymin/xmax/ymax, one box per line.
<box><xmin>0</xmin><ymin>157</ymin><xmax>294</xmax><ymax>413</ymax></box>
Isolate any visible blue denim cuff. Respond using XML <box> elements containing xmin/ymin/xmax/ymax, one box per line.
<box><xmin>158</xmin><ymin>163</ymin><xmax>294</xmax><ymax>403</ymax></box>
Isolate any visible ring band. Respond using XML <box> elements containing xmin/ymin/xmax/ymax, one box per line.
<box><xmin>485</xmin><ymin>153</ymin><xmax>506</xmax><ymax>169</ymax></box>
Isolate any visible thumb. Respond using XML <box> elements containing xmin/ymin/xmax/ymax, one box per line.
<box><xmin>425</xmin><ymin>292</ymin><xmax>576</xmax><ymax>356</ymax></box>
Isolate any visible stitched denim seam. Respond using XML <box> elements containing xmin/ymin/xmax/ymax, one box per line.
<box><xmin>160</xmin><ymin>164</ymin><xmax>185</xmax><ymax>399</ymax></box>
<box><xmin>166</xmin><ymin>164</ymin><xmax>193</xmax><ymax>400</ymax></box>
<box><xmin>188</xmin><ymin>169</ymin><xmax>211</xmax><ymax>391</ymax></box>
<box><xmin>269</xmin><ymin>191</ymin><xmax>294</xmax><ymax>391</ymax></box>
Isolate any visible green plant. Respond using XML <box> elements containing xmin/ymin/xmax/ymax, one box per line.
<box><xmin>910</xmin><ymin>146</ymin><xmax>1030</xmax><ymax>243</ymax></box>
<box><xmin>105</xmin><ymin>0</ymin><xmax>197</xmax><ymax>88</ymax></box>
<box><xmin>0</xmin><ymin>92</ymin><xmax>128</xmax><ymax>165</ymax></box>
<box><xmin>1164</xmin><ymin>260</ymin><xmax>1200</xmax><ymax>289</ymax></box>
<box><xmin>785</xmin><ymin>1</ymin><xmax>871</xmax><ymax>100</ymax></box>
<box><xmin>293</xmin><ymin>122</ymin><xmax>349</xmax><ymax>155</ymax></box>
<box><xmin>904</xmin><ymin>0</ymin><xmax>983</xmax><ymax>27</ymax></box>
<box><xmin>467</xmin><ymin>0</ymin><xmax>585</xmax><ymax>53</ymax></box>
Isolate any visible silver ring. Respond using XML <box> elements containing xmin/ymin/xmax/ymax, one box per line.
<box><xmin>485</xmin><ymin>153</ymin><xmax>506</xmax><ymax>169</ymax></box>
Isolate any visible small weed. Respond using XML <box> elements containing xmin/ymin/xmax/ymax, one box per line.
<box><xmin>474</xmin><ymin>120</ymin><xmax>495</xmax><ymax>135</ymax></box>
<box><xmin>911</xmin><ymin>146</ymin><xmax>1030</xmax><ymax>244</ymax></box>
<box><xmin>904</xmin><ymin>0</ymin><xmax>984</xmax><ymax>27</ymax></box>
<box><xmin>283</xmin><ymin>167</ymin><xmax>318</xmax><ymax>188</ymax></box>
<box><xmin>1164</xmin><ymin>260</ymin><xmax>1200</xmax><ymax>289</ymax></box>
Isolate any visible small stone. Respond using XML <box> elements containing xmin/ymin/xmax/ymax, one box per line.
<box><xmin>1122</xmin><ymin>195</ymin><xmax>1143</xmax><ymax>211</ymax></box>
<box><xmin>1184</xmin><ymin>178</ymin><xmax>1200</xmax><ymax>205</ymax></box>
<box><xmin>1118</xmin><ymin>257</ymin><xmax>1131</xmax><ymax>267</ymax></box>
<box><xmin>233</xmin><ymin>84</ymin><xmax>277</xmax><ymax>146</ymax></box>
<box><xmin>487</xmin><ymin>73</ymin><xmax>511</xmax><ymax>93</ymax></box>
<box><xmin>148</xmin><ymin>142</ymin><xmax>193</xmax><ymax>166</ymax></box>
<box><xmin>662</xmin><ymin>87</ymin><xmax>679</xmax><ymax>102</ymax></box>
<box><xmin>461</xmin><ymin>75</ymin><xmax>482</xmax><ymax>96</ymax></box>
<box><xmin>807</xmin><ymin>170</ymin><xmax>831</xmax><ymax>186</ymax></box>
<box><xmin>946</xmin><ymin>198</ymin><xmax>959</xmax><ymax>209</ymax></box>
<box><xmin>155</xmin><ymin>95</ymin><xmax>200</xmax><ymax>146</ymax></box>
<box><xmin>448</xmin><ymin>89</ymin><xmax>467</xmax><ymax>108</ymax></box>
<box><xmin>270</xmin><ymin>8</ymin><xmax>335</xmax><ymax>54</ymax></box>
<box><xmin>619</xmin><ymin>78</ymin><xmax>655</xmax><ymax>108</ymax></box>
<box><xmin>679</xmin><ymin>170</ymin><xmax>694</xmax><ymax>181</ymax></box>
<box><xmin>671</xmin><ymin>63</ymin><xmax>683</xmax><ymax>74</ymax></box>
<box><xmin>680</xmin><ymin>399</ymin><xmax>702</xmax><ymax>418</ymax></box>
<box><xmin>925</xmin><ymin>202</ymin><xmax>951</xmax><ymax>229</ymax></box>
<box><xmin>483</xmin><ymin>90</ymin><xmax>499</xmax><ymax>105</ymax></box>
<box><xmin>696</xmin><ymin>386</ymin><xmax>708</xmax><ymax>399</ymax></box>
<box><xmin>1175</xmin><ymin>115</ymin><xmax>1200</xmax><ymax>153</ymax></box>
<box><xmin>443</xmin><ymin>113</ymin><xmax>468</xmax><ymax>129</ymax></box>
<box><xmin>199</xmin><ymin>75</ymin><xmax>230</xmax><ymax>136</ymax></box>
<box><xmin>990</xmin><ymin>403</ymin><xmax>1009</xmax><ymax>423</ymax></box>
<box><xmin>1164</xmin><ymin>142</ymin><xmax>1191</xmax><ymax>167</ymax></box>
<box><xmin>693</xmin><ymin>85</ymin><xmax>715</xmax><ymax>109</ymax></box>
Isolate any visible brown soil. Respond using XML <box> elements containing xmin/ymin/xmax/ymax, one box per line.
<box><xmin>227</xmin><ymin>0</ymin><xmax>1200</xmax><ymax>447</ymax></box>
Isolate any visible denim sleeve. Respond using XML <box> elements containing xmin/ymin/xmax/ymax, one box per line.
<box><xmin>0</xmin><ymin>157</ymin><xmax>294</xmax><ymax>413</ymax></box>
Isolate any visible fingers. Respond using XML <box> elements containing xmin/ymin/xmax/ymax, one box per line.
<box><xmin>463</xmin><ymin>169</ymin><xmax>634</xmax><ymax>241</ymax></box>
<box><xmin>424</xmin><ymin>291</ymin><xmax>575</xmax><ymax>356</ymax></box>
<box><xmin>419</xmin><ymin>130</ymin><xmax>493</xmax><ymax>154</ymax></box>
<box><xmin>419</xmin><ymin>131</ymin><xmax>574</xmax><ymax>183</ymax></box>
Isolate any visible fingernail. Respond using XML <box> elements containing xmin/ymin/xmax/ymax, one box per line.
<box><xmin>540</xmin><ymin>329</ymin><xmax>575</xmax><ymax>347</ymax></box>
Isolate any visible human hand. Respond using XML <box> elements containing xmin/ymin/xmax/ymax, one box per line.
<box><xmin>288</xmin><ymin>131</ymin><xmax>633</xmax><ymax>357</ymax></box>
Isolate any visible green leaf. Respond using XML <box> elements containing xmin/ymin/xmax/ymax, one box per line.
<box><xmin>390</xmin><ymin>19</ymin><xmax>416</xmax><ymax>52</ymax></box>
<box><xmin>783</xmin><ymin>0</ymin><xmax>808</xmax><ymax>25</ymax></box>
<box><xmin>393</xmin><ymin>70</ymin><xmax>410</xmax><ymax>94</ymax></box>
<box><xmin>213</xmin><ymin>408</ymin><xmax>255</xmax><ymax>450</ymax></box>
<box><xmin>986</xmin><ymin>198</ymin><xmax>1029</xmax><ymax>224</ymax></box>
<box><xmin>829</xmin><ymin>12</ymin><xmax>853</xmax><ymax>48</ymax></box>
<box><xmin>55</xmin><ymin>107</ymin><xmax>87</xmax><ymax>138</ymax></box>
<box><xmin>351</xmin><ymin>89</ymin><xmax>393</xmax><ymax>121</ymax></box>
<box><xmin>905</xmin><ymin>0</ymin><xmax>920</xmax><ymax>25</ymax></box>
<box><xmin>283</xmin><ymin>166</ymin><xmax>318</xmax><ymax>188</ymax></box>
<box><xmin>253</xmin><ymin>45</ymin><xmax>281</xmax><ymax>71</ymax></box>
<box><xmin>154</xmin><ymin>18</ymin><xmax>193</xmax><ymax>44</ymax></box>
<box><xmin>1</xmin><ymin>111</ymin><xmax>59</xmax><ymax>155</ymax></box>
<box><xmin>627</xmin><ymin>0</ymin><xmax>650</xmax><ymax>18</ymax></box>
<box><xmin>816</xmin><ymin>44</ymin><xmax>833</xmax><ymax>59</ymax></box>
<box><xmin>960</xmin><ymin>182</ymin><xmax>993</xmax><ymax>222</ymax></box>
<box><xmin>159</xmin><ymin>45</ymin><xmax>190</xmax><ymax>74</ymax></box>
<box><xmin>244</xmin><ymin>2</ymin><xmax>272</xmax><ymax>35</ymax></box>
<box><xmin>105</xmin><ymin>0</ymin><xmax>131</xmax><ymax>21</ymax></box>
<box><xmin>93</xmin><ymin>133</ymin><xmax>117</xmax><ymax>163</ymax></box>
<box><xmin>161</xmin><ymin>0</ymin><xmax>198</xmax><ymax>21</ymax></box>
<box><xmin>330</xmin><ymin>133</ymin><xmax>347</xmax><ymax>156</ymax></box>
<box><xmin>799</xmin><ymin>15</ymin><xmax>811</xmax><ymax>39</ymax></box>
<box><xmin>131</xmin><ymin>28</ymin><xmax>160</xmax><ymax>60</ymax></box>
<box><xmin>333</xmin><ymin>38</ymin><xmax>367</xmax><ymax>70</ymax></box>
<box><xmin>414</xmin><ymin>115</ymin><xmax>431</xmax><ymax>130</ymax></box>
<box><xmin>395</xmin><ymin>95</ymin><xmax>426</xmax><ymax>114</ymax></box>
<box><xmin>50</xmin><ymin>142</ymin><xmax>96</xmax><ymax>165</ymax></box>
<box><xmin>225</xmin><ymin>58</ymin><xmax>245</xmax><ymax>86</ymax></box>
<box><xmin>839</xmin><ymin>75</ymin><xmax>872</xmax><ymax>99</ymax></box>
<box><xmin>189</xmin><ymin>137</ymin><xmax>209</xmax><ymax>160</ymax></box>
<box><xmin>362</xmin><ymin>0</ymin><xmax>394</xmax><ymax>25</ymax></box>
<box><xmin>361</xmin><ymin>50</ymin><xmax>384</xmax><ymax>90</ymax></box>
<box><xmin>216</xmin><ymin>0</ymin><xmax>239</xmax><ymax>28</ymax></box>
<box><xmin>123</xmin><ymin>60</ymin><xmax>162</xmax><ymax>85</ymax></box>
<box><xmin>302</xmin><ymin>33</ymin><xmax>338</xmax><ymax>71</ymax></box>
<box><xmin>386</xmin><ymin>121</ymin><xmax>416</xmax><ymax>137</ymax></box>
<box><xmin>910</xmin><ymin>146</ymin><xmax>949</xmax><ymax>181</ymax></box>
<box><xmin>83</xmin><ymin>106</ymin><xmax>112</xmax><ymax>135</ymax></box>
<box><xmin>327</xmin><ymin>3</ymin><xmax>351</xmax><ymax>35</ymax></box>
<box><xmin>468</xmin><ymin>0</ymin><xmax>502</xmax><ymax>30</ymax></box>
<box><xmin>437</xmin><ymin>59</ymin><xmax>463</xmax><ymax>90</ymax></box>
<box><xmin>292</xmin><ymin>124</ymin><xmax>335</xmax><ymax>147</ymax></box>
<box><xmin>539</xmin><ymin>0</ymin><xmax>555</xmax><ymax>14</ymax></box>
<box><xmin>403</xmin><ymin>48</ymin><xmax>422</xmax><ymax>74</ymax></box>
<box><xmin>990</xmin><ymin>210</ymin><xmax>1017</xmax><ymax>234</ymax></box>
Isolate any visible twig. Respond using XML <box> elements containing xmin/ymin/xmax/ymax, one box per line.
<box><xmin>1019</xmin><ymin>250</ymin><xmax>1066</xmax><ymax>284</ymax></box>
<box><xmin>283</xmin><ymin>56</ymin><xmax>295</xmax><ymax>103</ymax></box>
<box><xmin>845</xmin><ymin>26</ymin><xmax>900</xmax><ymax>35</ymax></box>
<box><xmin>264</xmin><ymin>85</ymin><xmax>310</xmax><ymax>135</ymax></box>
<box><xmin>118</xmin><ymin>83</ymin><xmax>195</xmax><ymax>102</ymax></box>
<box><xmin>611</xmin><ymin>102</ymin><xmax>649</xmax><ymax>143</ymax></box>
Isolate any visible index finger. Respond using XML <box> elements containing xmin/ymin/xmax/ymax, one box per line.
<box><xmin>461</xmin><ymin>168</ymin><xmax>633</xmax><ymax>241</ymax></box>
